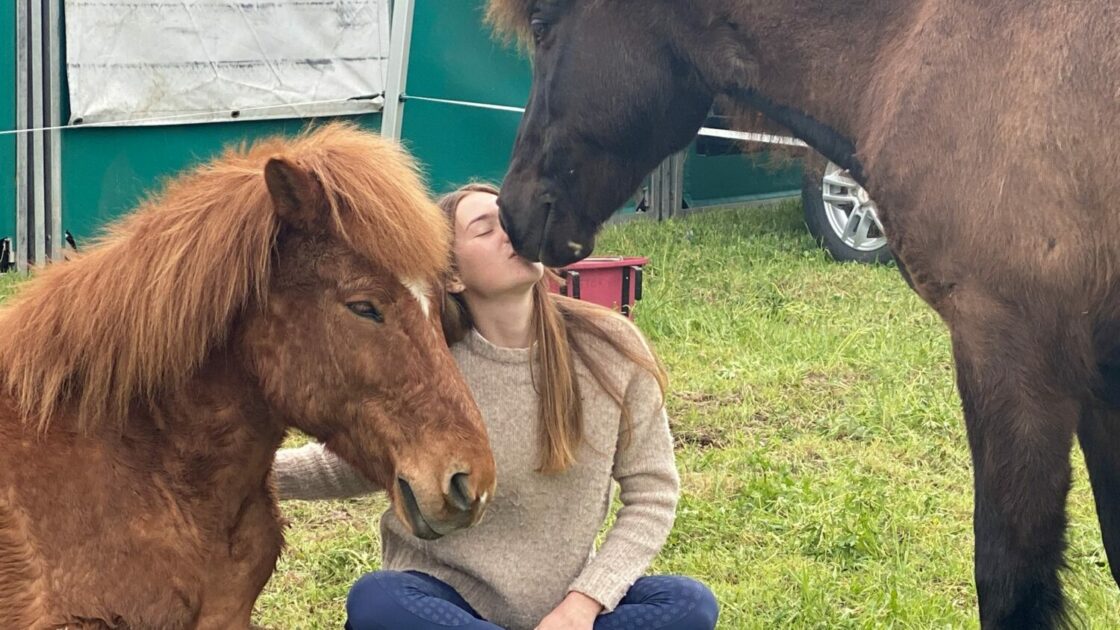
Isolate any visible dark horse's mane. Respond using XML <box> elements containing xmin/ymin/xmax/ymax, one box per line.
<box><xmin>0</xmin><ymin>123</ymin><xmax>450</xmax><ymax>433</ymax></box>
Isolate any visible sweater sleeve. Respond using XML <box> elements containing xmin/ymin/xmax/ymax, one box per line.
<box><xmin>568</xmin><ymin>360</ymin><xmax>680</xmax><ymax>612</ymax></box>
<box><xmin>272</xmin><ymin>442</ymin><xmax>382</xmax><ymax>501</ymax></box>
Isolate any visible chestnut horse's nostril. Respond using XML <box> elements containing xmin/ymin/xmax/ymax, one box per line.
<box><xmin>397</xmin><ymin>477</ymin><xmax>441</xmax><ymax>540</ymax></box>
<box><xmin>447</xmin><ymin>472</ymin><xmax>474</xmax><ymax>513</ymax></box>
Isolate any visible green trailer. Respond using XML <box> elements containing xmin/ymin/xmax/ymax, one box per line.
<box><xmin>4</xmin><ymin>0</ymin><xmax>803</xmax><ymax>272</ymax></box>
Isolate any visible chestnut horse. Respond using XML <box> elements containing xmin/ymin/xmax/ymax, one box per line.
<box><xmin>0</xmin><ymin>123</ymin><xmax>496</xmax><ymax>628</ymax></box>
<box><xmin>488</xmin><ymin>1</ymin><xmax>1120</xmax><ymax>627</ymax></box>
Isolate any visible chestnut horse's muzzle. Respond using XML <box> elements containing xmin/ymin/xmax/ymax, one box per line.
<box><xmin>396</xmin><ymin>467</ymin><xmax>492</xmax><ymax>540</ymax></box>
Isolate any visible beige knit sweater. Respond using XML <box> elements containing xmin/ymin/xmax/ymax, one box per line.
<box><xmin>273</xmin><ymin>319</ymin><xmax>680</xmax><ymax>630</ymax></box>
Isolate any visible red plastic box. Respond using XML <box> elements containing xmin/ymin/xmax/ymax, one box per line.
<box><xmin>549</xmin><ymin>256</ymin><xmax>649</xmax><ymax>318</ymax></box>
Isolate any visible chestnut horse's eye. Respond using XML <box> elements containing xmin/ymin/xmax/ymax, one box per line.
<box><xmin>530</xmin><ymin>18</ymin><xmax>549</xmax><ymax>43</ymax></box>
<box><xmin>347</xmin><ymin>301</ymin><xmax>384</xmax><ymax>323</ymax></box>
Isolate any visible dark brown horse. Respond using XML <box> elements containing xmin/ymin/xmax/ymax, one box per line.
<box><xmin>488</xmin><ymin>1</ymin><xmax>1120</xmax><ymax>627</ymax></box>
<box><xmin>0</xmin><ymin>123</ymin><xmax>496</xmax><ymax>628</ymax></box>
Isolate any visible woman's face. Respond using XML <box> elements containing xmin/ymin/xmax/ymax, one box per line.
<box><xmin>452</xmin><ymin>192</ymin><xmax>544</xmax><ymax>298</ymax></box>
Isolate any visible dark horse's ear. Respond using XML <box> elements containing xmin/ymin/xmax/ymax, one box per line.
<box><xmin>264</xmin><ymin>156</ymin><xmax>324</xmax><ymax>229</ymax></box>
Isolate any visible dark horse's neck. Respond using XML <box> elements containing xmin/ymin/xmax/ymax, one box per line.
<box><xmin>686</xmin><ymin>0</ymin><xmax>912</xmax><ymax>184</ymax></box>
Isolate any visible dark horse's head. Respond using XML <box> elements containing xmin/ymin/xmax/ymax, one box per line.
<box><xmin>495</xmin><ymin>0</ymin><xmax>716</xmax><ymax>266</ymax></box>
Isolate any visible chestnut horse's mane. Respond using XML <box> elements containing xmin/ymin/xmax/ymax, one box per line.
<box><xmin>0</xmin><ymin>122</ymin><xmax>449</xmax><ymax>432</ymax></box>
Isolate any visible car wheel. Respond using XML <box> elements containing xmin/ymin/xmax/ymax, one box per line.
<box><xmin>802</xmin><ymin>161</ymin><xmax>892</xmax><ymax>264</ymax></box>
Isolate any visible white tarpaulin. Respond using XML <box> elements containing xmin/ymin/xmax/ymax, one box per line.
<box><xmin>64</xmin><ymin>0</ymin><xmax>390</xmax><ymax>126</ymax></box>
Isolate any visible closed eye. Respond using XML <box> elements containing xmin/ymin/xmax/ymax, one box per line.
<box><xmin>346</xmin><ymin>301</ymin><xmax>384</xmax><ymax>323</ymax></box>
<box><xmin>531</xmin><ymin>18</ymin><xmax>549</xmax><ymax>43</ymax></box>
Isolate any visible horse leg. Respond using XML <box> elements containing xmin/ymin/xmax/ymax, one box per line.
<box><xmin>196</xmin><ymin>488</ymin><xmax>284</xmax><ymax>630</ymax></box>
<box><xmin>949</xmin><ymin>314</ymin><xmax>1081</xmax><ymax>629</ymax></box>
<box><xmin>1078</xmin><ymin>400</ymin><xmax>1120</xmax><ymax>588</ymax></box>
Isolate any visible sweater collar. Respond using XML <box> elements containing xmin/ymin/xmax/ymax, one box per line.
<box><xmin>460</xmin><ymin>328</ymin><xmax>535</xmax><ymax>364</ymax></box>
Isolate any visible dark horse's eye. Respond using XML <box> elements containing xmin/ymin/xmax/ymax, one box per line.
<box><xmin>347</xmin><ymin>301</ymin><xmax>384</xmax><ymax>323</ymax></box>
<box><xmin>530</xmin><ymin>18</ymin><xmax>549</xmax><ymax>42</ymax></box>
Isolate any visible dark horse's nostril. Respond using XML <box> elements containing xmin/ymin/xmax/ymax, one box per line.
<box><xmin>448</xmin><ymin>472</ymin><xmax>474</xmax><ymax>512</ymax></box>
<box><xmin>499</xmin><ymin>210</ymin><xmax>523</xmax><ymax>254</ymax></box>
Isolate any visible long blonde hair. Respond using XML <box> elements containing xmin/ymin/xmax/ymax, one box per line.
<box><xmin>438</xmin><ymin>183</ymin><xmax>667</xmax><ymax>473</ymax></box>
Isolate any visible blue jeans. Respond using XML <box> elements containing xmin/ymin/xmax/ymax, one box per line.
<box><xmin>345</xmin><ymin>570</ymin><xmax>719</xmax><ymax>630</ymax></box>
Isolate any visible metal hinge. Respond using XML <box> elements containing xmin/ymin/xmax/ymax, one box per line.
<box><xmin>0</xmin><ymin>238</ymin><xmax>12</xmax><ymax>273</ymax></box>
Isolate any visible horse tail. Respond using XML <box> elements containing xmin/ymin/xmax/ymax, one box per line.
<box><xmin>0</xmin><ymin>489</ymin><xmax>47</xmax><ymax>628</ymax></box>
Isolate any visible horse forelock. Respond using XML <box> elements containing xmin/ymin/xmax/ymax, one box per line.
<box><xmin>0</xmin><ymin>122</ymin><xmax>446</xmax><ymax>434</ymax></box>
<box><xmin>293</xmin><ymin>124</ymin><xmax>450</xmax><ymax>287</ymax></box>
<box><xmin>486</xmin><ymin>0</ymin><xmax>536</xmax><ymax>45</ymax></box>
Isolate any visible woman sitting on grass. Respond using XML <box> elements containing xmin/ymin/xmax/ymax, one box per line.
<box><xmin>273</xmin><ymin>183</ymin><xmax>719</xmax><ymax>630</ymax></box>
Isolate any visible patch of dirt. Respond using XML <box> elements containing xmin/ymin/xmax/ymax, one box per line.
<box><xmin>671</xmin><ymin>390</ymin><xmax>745</xmax><ymax>409</ymax></box>
<box><xmin>672</xmin><ymin>425</ymin><xmax>728</xmax><ymax>450</ymax></box>
<box><xmin>669</xmin><ymin>390</ymin><xmax>774</xmax><ymax>449</ymax></box>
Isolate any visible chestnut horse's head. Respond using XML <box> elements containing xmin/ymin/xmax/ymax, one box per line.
<box><xmin>491</xmin><ymin>0</ymin><xmax>715</xmax><ymax>266</ymax></box>
<box><xmin>243</xmin><ymin>127</ymin><xmax>496</xmax><ymax>540</ymax></box>
<box><xmin>0</xmin><ymin>124</ymin><xmax>495</xmax><ymax>540</ymax></box>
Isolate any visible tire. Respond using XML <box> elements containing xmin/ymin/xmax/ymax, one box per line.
<box><xmin>802</xmin><ymin>161</ymin><xmax>892</xmax><ymax>264</ymax></box>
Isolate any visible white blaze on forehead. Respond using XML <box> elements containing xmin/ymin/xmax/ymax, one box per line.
<box><xmin>404</xmin><ymin>279</ymin><xmax>432</xmax><ymax>317</ymax></box>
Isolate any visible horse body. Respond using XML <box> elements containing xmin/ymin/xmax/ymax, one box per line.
<box><xmin>0</xmin><ymin>123</ymin><xmax>497</xmax><ymax>628</ymax></box>
<box><xmin>489</xmin><ymin>0</ymin><xmax>1120</xmax><ymax>626</ymax></box>
<box><xmin>0</xmin><ymin>359</ymin><xmax>284</xmax><ymax>629</ymax></box>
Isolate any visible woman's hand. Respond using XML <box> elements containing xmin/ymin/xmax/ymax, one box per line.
<box><xmin>534</xmin><ymin>591</ymin><xmax>603</xmax><ymax>630</ymax></box>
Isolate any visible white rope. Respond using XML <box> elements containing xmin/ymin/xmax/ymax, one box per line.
<box><xmin>0</xmin><ymin>92</ymin><xmax>807</xmax><ymax>149</ymax></box>
<box><xmin>697</xmin><ymin>126</ymin><xmax>807</xmax><ymax>147</ymax></box>
<box><xmin>400</xmin><ymin>94</ymin><xmax>527</xmax><ymax>113</ymax></box>
<box><xmin>400</xmin><ymin>96</ymin><xmax>806</xmax><ymax>147</ymax></box>
<box><xmin>0</xmin><ymin>95</ymin><xmax>383</xmax><ymax>137</ymax></box>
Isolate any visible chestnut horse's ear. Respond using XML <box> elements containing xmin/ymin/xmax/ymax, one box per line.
<box><xmin>264</xmin><ymin>157</ymin><xmax>324</xmax><ymax>228</ymax></box>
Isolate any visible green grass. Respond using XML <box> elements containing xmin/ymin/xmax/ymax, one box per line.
<box><xmin>257</xmin><ymin>202</ymin><xmax>1118</xmax><ymax>627</ymax></box>
<box><xmin>5</xmin><ymin>202</ymin><xmax>1118</xmax><ymax>627</ymax></box>
<box><xmin>0</xmin><ymin>273</ymin><xmax>20</xmax><ymax>301</ymax></box>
